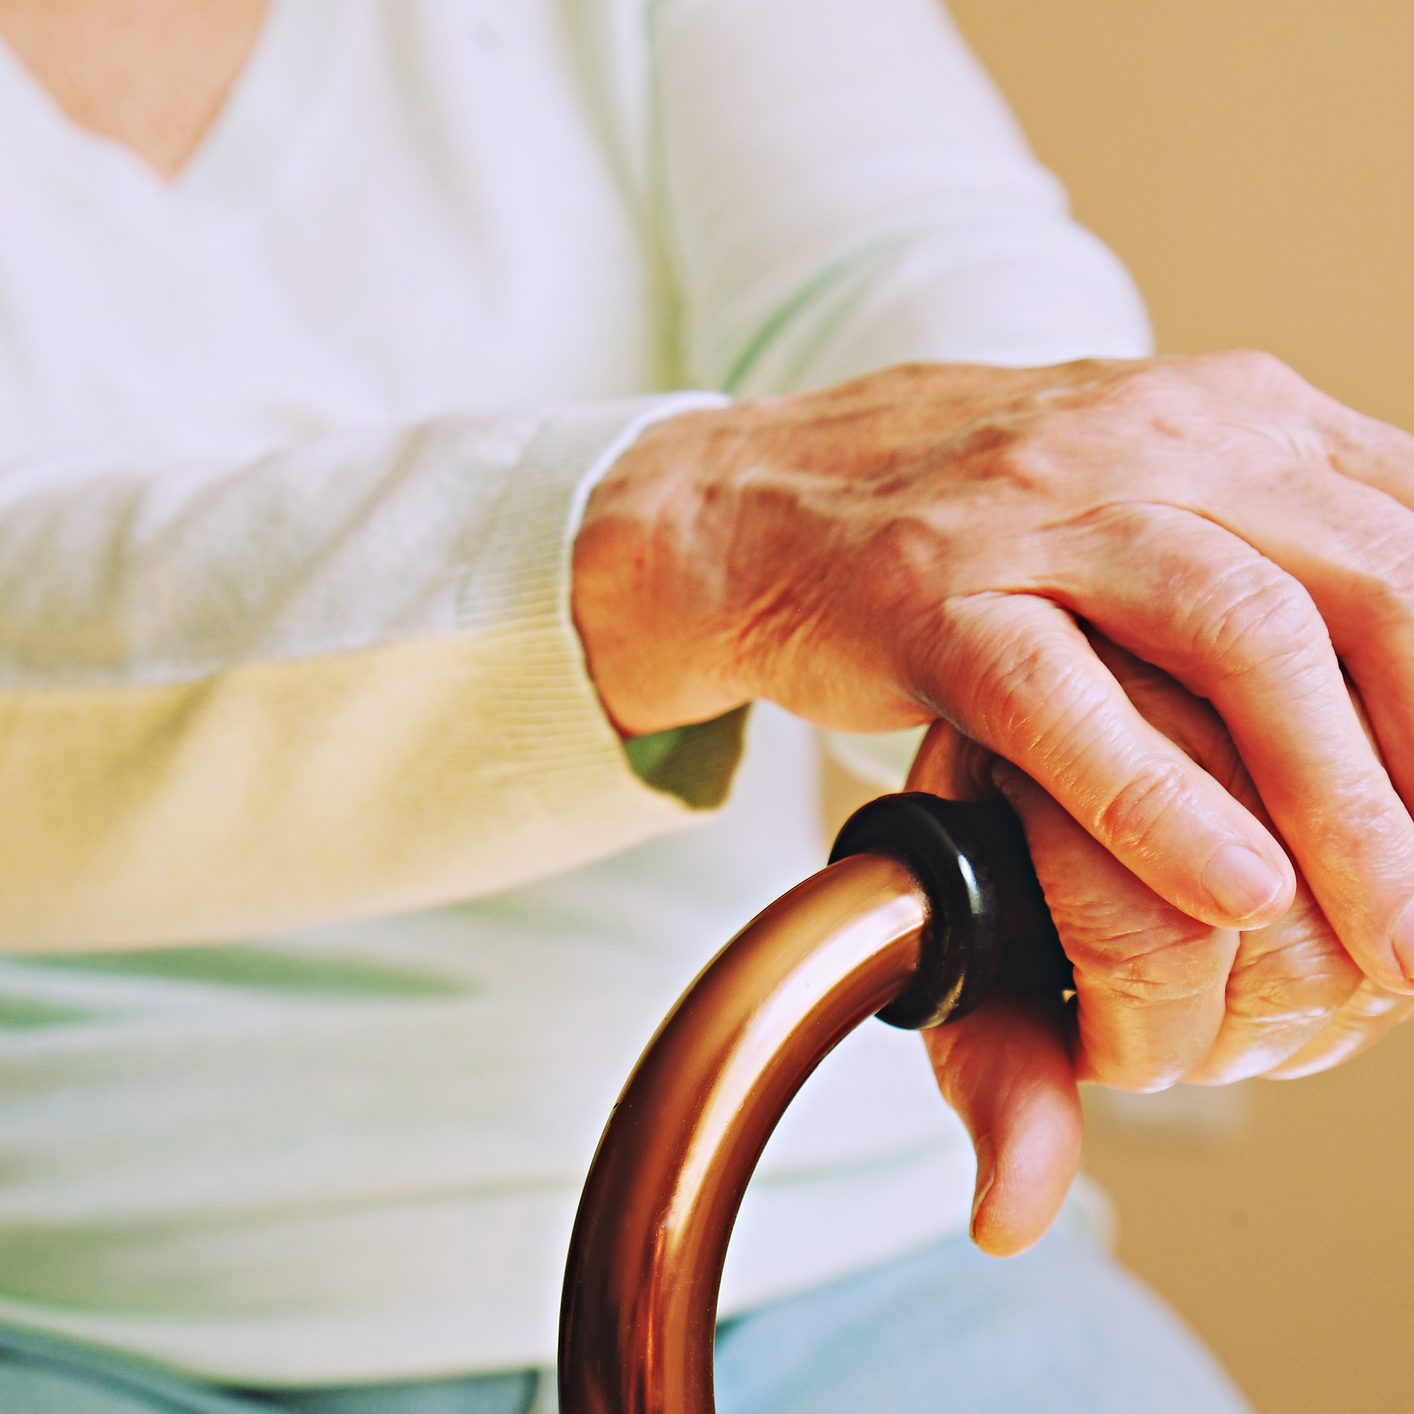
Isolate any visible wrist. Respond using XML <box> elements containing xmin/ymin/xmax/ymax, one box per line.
<box><xmin>571</xmin><ymin>404</ymin><xmax>755</xmax><ymax>737</ymax></box>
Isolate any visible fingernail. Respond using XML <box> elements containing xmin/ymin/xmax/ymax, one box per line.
<box><xmin>1203</xmin><ymin>843</ymin><xmax>1286</xmax><ymax>923</ymax></box>
<box><xmin>1390</xmin><ymin>897</ymin><xmax>1414</xmax><ymax>985</ymax></box>
<box><xmin>970</xmin><ymin>1136</ymin><xmax>996</xmax><ymax>1241</ymax></box>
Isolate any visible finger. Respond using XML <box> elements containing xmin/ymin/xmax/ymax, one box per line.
<box><xmin>1175</xmin><ymin>363</ymin><xmax>1414</xmax><ymax>836</ymax></box>
<box><xmin>922</xmin><ymin>994</ymin><xmax>1081</xmax><ymax>1257</ymax></box>
<box><xmin>1262</xmin><ymin>979</ymin><xmax>1414</xmax><ymax>1080</ymax></box>
<box><xmin>1166</xmin><ymin>460</ymin><xmax>1414</xmax><ymax>870</ymax></box>
<box><xmin>992</xmin><ymin>761</ymin><xmax>1237</xmax><ymax>1091</ymax></box>
<box><xmin>922</xmin><ymin>591</ymin><xmax>1295</xmax><ymax>931</ymax></box>
<box><xmin>1049</xmin><ymin>504</ymin><xmax>1414</xmax><ymax>994</ymax></box>
<box><xmin>1087</xmin><ymin>637</ymin><xmax>1367</xmax><ymax>1083</ymax></box>
<box><xmin>1185</xmin><ymin>892</ymin><xmax>1363</xmax><ymax>1084</ymax></box>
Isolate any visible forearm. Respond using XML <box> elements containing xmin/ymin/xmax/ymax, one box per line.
<box><xmin>0</xmin><ymin>394</ymin><xmax>740</xmax><ymax>949</ymax></box>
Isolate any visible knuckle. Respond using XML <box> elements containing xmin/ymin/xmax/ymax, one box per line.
<box><xmin>1189</xmin><ymin>564</ymin><xmax>1327</xmax><ymax>678</ymax></box>
<box><xmin>1089</xmin><ymin>362</ymin><xmax>1185</xmax><ymax>423</ymax></box>
<box><xmin>1080</xmin><ymin>926</ymin><xmax>1231</xmax><ymax>1006</ymax></box>
<box><xmin>1095</xmin><ymin>758</ymin><xmax>1195</xmax><ymax>858</ymax></box>
<box><xmin>975</xmin><ymin>646</ymin><xmax>1056</xmax><ymax>745</ymax></box>
<box><xmin>936</xmin><ymin>597</ymin><xmax>1069</xmax><ymax>739</ymax></box>
<box><xmin>1225</xmin><ymin>948</ymin><xmax>1355</xmax><ymax>1025</ymax></box>
<box><xmin>1200</xmin><ymin>347</ymin><xmax>1302</xmax><ymax>392</ymax></box>
<box><xmin>1357</xmin><ymin>539</ymin><xmax>1414</xmax><ymax>628</ymax></box>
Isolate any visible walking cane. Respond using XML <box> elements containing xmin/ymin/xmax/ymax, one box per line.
<box><xmin>558</xmin><ymin>733</ymin><xmax>1069</xmax><ymax>1414</ymax></box>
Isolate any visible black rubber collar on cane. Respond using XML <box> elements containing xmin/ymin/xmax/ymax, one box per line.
<box><xmin>828</xmin><ymin>793</ymin><xmax>1066</xmax><ymax>1030</ymax></box>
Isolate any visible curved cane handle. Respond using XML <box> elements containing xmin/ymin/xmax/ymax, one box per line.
<box><xmin>558</xmin><ymin>794</ymin><xmax>1064</xmax><ymax>1414</ymax></box>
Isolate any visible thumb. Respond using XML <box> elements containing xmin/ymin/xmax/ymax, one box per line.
<box><xmin>922</xmin><ymin>995</ymin><xmax>1082</xmax><ymax>1257</ymax></box>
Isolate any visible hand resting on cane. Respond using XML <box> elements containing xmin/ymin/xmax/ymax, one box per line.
<box><xmin>574</xmin><ymin>351</ymin><xmax>1414</xmax><ymax>1262</ymax></box>
<box><xmin>577</xmin><ymin>354</ymin><xmax>1414</xmax><ymax>1000</ymax></box>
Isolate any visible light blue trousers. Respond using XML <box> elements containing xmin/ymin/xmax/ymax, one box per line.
<box><xmin>0</xmin><ymin>1227</ymin><xmax>1252</xmax><ymax>1413</ymax></box>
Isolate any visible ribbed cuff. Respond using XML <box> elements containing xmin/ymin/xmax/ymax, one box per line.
<box><xmin>455</xmin><ymin>392</ymin><xmax>741</xmax><ymax>836</ymax></box>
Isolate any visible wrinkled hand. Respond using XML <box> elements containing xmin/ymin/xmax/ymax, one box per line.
<box><xmin>576</xmin><ymin>354</ymin><xmax>1414</xmax><ymax>1002</ymax></box>
<box><xmin>916</xmin><ymin>643</ymin><xmax>1414</xmax><ymax>1257</ymax></box>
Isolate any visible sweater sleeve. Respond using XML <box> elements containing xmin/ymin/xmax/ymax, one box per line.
<box><xmin>650</xmin><ymin>0</ymin><xmax>1155</xmax><ymax>779</ymax></box>
<box><xmin>651</xmin><ymin>0</ymin><xmax>1153</xmax><ymax>394</ymax></box>
<box><xmin>0</xmin><ymin>393</ymin><xmax>740</xmax><ymax>950</ymax></box>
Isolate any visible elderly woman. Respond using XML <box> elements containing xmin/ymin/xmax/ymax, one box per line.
<box><xmin>0</xmin><ymin>1</ymin><xmax>1411</xmax><ymax>1411</ymax></box>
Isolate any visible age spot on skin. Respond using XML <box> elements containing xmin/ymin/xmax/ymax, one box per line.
<box><xmin>957</xmin><ymin>421</ymin><xmax>1023</xmax><ymax>460</ymax></box>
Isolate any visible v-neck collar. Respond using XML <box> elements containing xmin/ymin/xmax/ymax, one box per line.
<box><xmin>0</xmin><ymin>0</ymin><xmax>346</xmax><ymax>217</ymax></box>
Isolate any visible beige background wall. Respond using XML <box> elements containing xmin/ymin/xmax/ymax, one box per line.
<box><xmin>949</xmin><ymin>0</ymin><xmax>1414</xmax><ymax>429</ymax></box>
<box><xmin>933</xmin><ymin>3</ymin><xmax>1414</xmax><ymax>1411</ymax></box>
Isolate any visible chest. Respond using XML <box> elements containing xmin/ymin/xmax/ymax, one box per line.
<box><xmin>0</xmin><ymin>1</ymin><xmax>663</xmax><ymax>463</ymax></box>
<box><xmin>0</xmin><ymin>0</ymin><xmax>269</xmax><ymax>178</ymax></box>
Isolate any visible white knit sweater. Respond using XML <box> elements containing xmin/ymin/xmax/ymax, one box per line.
<box><xmin>0</xmin><ymin>0</ymin><xmax>1149</xmax><ymax>1383</ymax></box>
